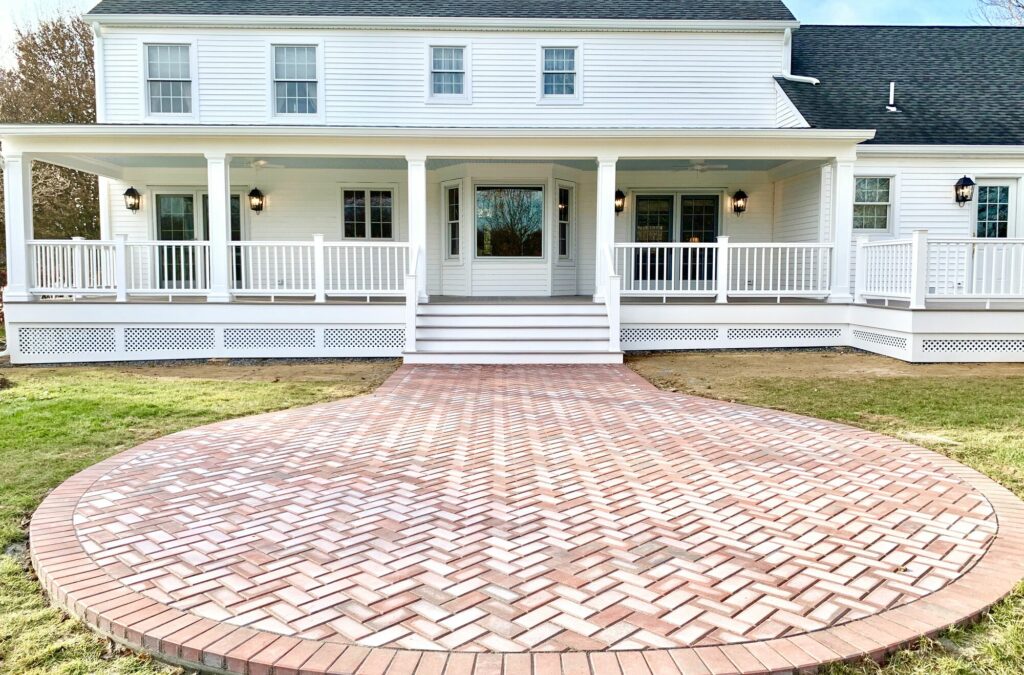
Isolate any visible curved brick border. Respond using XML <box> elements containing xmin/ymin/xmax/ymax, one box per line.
<box><xmin>30</xmin><ymin>365</ymin><xmax>1024</xmax><ymax>675</ymax></box>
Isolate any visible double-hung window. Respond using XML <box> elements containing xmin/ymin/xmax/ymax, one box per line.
<box><xmin>343</xmin><ymin>189</ymin><xmax>394</xmax><ymax>240</ymax></box>
<box><xmin>146</xmin><ymin>44</ymin><xmax>192</xmax><ymax>115</ymax></box>
<box><xmin>542</xmin><ymin>47</ymin><xmax>578</xmax><ymax>100</ymax></box>
<box><xmin>273</xmin><ymin>45</ymin><xmax>318</xmax><ymax>115</ymax></box>
<box><xmin>854</xmin><ymin>177</ymin><xmax>892</xmax><ymax>231</ymax></box>
<box><xmin>430</xmin><ymin>46</ymin><xmax>467</xmax><ymax>100</ymax></box>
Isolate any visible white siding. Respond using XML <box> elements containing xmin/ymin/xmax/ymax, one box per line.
<box><xmin>774</xmin><ymin>81</ymin><xmax>808</xmax><ymax>129</ymax></box>
<box><xmin>100</xmin><ymin>27</ymin><xmax>788</xmax><ymax>129</ymax></box>
<box><xmin>773</xmin><ymin>167</ymin><xmax>822</xmax><ymax>242</ymax></box>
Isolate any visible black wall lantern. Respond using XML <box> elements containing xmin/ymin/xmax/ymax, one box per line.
<box><xmin>614</xmin><ymin>190</ymin><xmax>626</xmax><ymax>214</ymax></box>
<box><xmin>732</xmin><ymin>190</ymin><xmax>749</xmax><ymax>215</ymax></box>
<box><xmin>248</xmin><ymin>187</ymin><xmax>266</xmax><ymax>214</ymax></box>
<box><xmin>123</xmin><ymin>186</ymin><xmax>141</xmax><ymax>213</ymax></box>
<box><xmin>955</xmin><ymin>175</ymin><xmax>976</xmax><ymax>207</ymax></box>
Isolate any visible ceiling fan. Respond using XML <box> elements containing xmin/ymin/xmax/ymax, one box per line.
<box><xmin>682</xmin><ymin>160</ymin><xmax>730</xmax><ymax>173</ymax></box>
<box><xmin>248</xmin><ymin>158</ymin><xmax>286</xmax><ymax>169</ymax></box>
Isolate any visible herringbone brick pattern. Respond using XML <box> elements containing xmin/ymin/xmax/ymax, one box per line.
<box><xmin>68</xmin><ymin>365</ymin><xmax>997</xmax><ymax>655</ymax></box>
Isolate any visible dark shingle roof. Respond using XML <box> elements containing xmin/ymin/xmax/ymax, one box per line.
<box><xmin>779</xmin><ymin>25</ymin><xmax>1024</xmax><ymax>145</ymax></box>
<box><xmin>86</xmin><ymin>0</ymin><xmax>795</xmax><ymax>21</ymax></box>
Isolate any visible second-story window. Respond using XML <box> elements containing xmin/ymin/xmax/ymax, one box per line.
<box><xmin>146</xmin><ymin>44</ymin><xmax>192</xmax><ymax>115</ymax></box>
<box><xmin>542</xmin><ymin>47</ymin><xmax>578</xmax><ymax>98</ymax></box>
<box><xmin>431</xmin><ymin>47</ymin><xmax>466</xmax><ymax>98</ymax></box>
<box><xmin>273</xmin><ymin>45</ymin><xmax>318</xmax><ymax>115</ymax></box>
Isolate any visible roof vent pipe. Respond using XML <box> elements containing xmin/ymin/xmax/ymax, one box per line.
<box><xmin>886</xmin><ymin>81</ymin><xmax>901</xmax><ymax>112</ymax></box>
<box><xmin>780</xmin><ymin>28</ymin><xmax>820</xmax><ymax>86</ymax></box>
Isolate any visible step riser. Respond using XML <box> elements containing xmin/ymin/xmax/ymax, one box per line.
<box><xmin>418</xmin><ymin>340</ymin><xmax>611</xmax><ymax>352</ymax></box>
<box><xmin>419</xmin><ymin>305</ymin><xmax>605</xmax><ymax>316</ymax></box>
<box><xmin>417</xmin><ymin>315</ymin><xmax>608</xmax><ymax>328</ymax></box>
<box><xmin>404</xmin><ymin>353</ymin><xmax>624</xmax><ymax>365</ymax></box>
<box><xmin>417</xmin><ymin>328</ymin><xmax>610</xmax><ymax>340</ymax></box>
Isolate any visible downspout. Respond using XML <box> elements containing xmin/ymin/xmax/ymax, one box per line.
<box><xmin>780</xmin><ymin>28</ymin><xmax>820</xmax><ymax>86</ymax></box>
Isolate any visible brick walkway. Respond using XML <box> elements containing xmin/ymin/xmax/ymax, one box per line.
<box><xmin>31</xmin><ymin>365</ymin><xmax>1024</xmax><ymax>674</ymax></box>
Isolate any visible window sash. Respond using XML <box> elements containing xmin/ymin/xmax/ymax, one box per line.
<box><xmin>558</xmin><ymin>187</ymin><xmax>572</xmax><ymax>258</ymax></box>
<box><xmin>475</xmin><ymin>186</ymin><xmax>544</xmax><ymax>258</ymax></box>
<box><xmin>976</xmin><ymin>185</ymin><xmax>1011</xmax><ymax>238</ymax></box>
<box><xmin>446</xmin><ymin>186</ymin><xmax>461</xmax><ymax>258</ymax></box>
<box><xmin>854</xmin><ymin>177</ymin><xmax>892</xmax><ymax>230</ymax></box>
<box><xmin>273</xmin><ymin>45</ymin><xmax>318</xmax><ymax>115</ymax></box>
<box><xmin>343</xmin><ymin>189</ymin><xmax>393</xmax><ymax>240</ymax></box>
<box><xmin>146</xmin><ymin>45</ymin><xmax>192</xmax><ymax>115</ymax></box>
<box><xmin>543</xmin><ymin>48</ymin><xmax>577</xmax><ymax>97</ymax></box>
<box><xmin>431</xmin><ymin>47</ymin><xmax>466</xmax><ymax>96</ymax></box>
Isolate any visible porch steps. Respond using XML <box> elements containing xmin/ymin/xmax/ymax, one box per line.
<box><xmin>405</xmin><ymin>302</ymin><xmax>623</xmax><ymax>365</ymax></box>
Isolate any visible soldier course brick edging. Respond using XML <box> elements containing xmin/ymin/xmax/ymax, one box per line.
<box><xmin>30</xmin><ymin>365</ymin><xmax>1024</xmax><ymax>675</ymax></box>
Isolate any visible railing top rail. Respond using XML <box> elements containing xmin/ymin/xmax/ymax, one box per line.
<box><xmin>324</xmin><ymin>240</ymin><xmax>411</xmax><ymax>247</ymax></box>
<box><xmin>860</xmin><ymin>239</ymin><xmax>913</xmax><ymax>247</ymax></box>
<box><xmin>728</xmin><ymin>242</ymin><xmax>833</xmax><ymax>249</ymax></box>
<box><xmin>613</xmin><ymin>242</ymin><xmax>718</xmax><ymax>248</ymax></box>
<box><xmin>929</xmin><ymin>237</ymin><xmax>1024</xmax><ymax>244</ymax></box>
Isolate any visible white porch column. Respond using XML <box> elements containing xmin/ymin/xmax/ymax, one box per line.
<box><xmin>205</xmin><ymin>152</ymin><xmax>232</xmax><ymax>302</ymax></box>
<box><xmin>406</xmin><ymin>155</ymin><xmax>428</xmax><ymax>301</ymax></box>
<box><xmin>2</xmin><ymin>152</ymin><xmax>34</xmax><ymax>302</ymax></box>
<box><xmin>594</xmin><ymin>156</ymin><xmax>618</xmax><ymax>302</ymax></box>
<box><xmin>829</xmin><ymin>159</ymin><xmax>856</xmax><ymax>303</ymax></box>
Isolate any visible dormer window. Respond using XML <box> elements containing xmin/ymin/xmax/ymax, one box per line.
<box><xmin>146</xmin><ymin>44</ymin><xmax>192</xmax><ymax>115</ymax></box>
<box><xmin>541</xmin><ymin>47</ymin><xmax>580</xmax><ymax>102</ymax></box>
<box><xmin>273</xmin><ymin>45</ymin><xmax>319</xmax><ymax>115</ymax></box>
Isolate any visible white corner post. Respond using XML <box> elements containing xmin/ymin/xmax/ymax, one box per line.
<box><xmin>716</xmin><ymin>235</ymin><xmax>731</xmax><ymax>304</ymax></box>
<box><xmin>853</xmin><ymin>234</ymin><xmax>870</xmax><ymax>304</ymax></box>
<box><xmin>406</xmin><ymin>155</ymin><xmax>428</xmax><ymax>302</ymax></box>
<box><xmin>595</xmin><ymin>156</ymin><xmax>618</xmax><ymax>302</ymax></box>
<box><xmin>2</xmin><ymin>152</ymin><xmax>35</xmax><ymax>302</ymax></box>
<box><xmin>829</xmin><ymin>159</ymin><xmax>856</xmax><ymax>303</ymax></box>
<box><xmin>114</xmin><ymin>233</ymin><xmax>128</xmax><ymax>302</ymax></box>
<box><xmin>909</xmin><ymin>229</ymin><xmax>929</xmax><ymax>310</ymax></box>
<box><xmin>205</xmin><ymin>152</ymin><xmax>232</xmax><ymax>302</ymax></box>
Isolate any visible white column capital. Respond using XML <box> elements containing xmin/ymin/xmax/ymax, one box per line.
<box><xmin>405</xmin><ymin>154</ymin><xmax>428</xmax><ymax>165</ymax></box>
<box><xmin>204</xmin><ymin>152</ymin><xmax>229</xmax><ymax>162</ymax></box>
<box><xmin>596</xmin><ymin>155</ymin><xmax>619</xmax><ymax>166</ymax></box>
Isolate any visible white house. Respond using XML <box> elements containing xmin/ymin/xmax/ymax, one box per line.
<box><xmin>2</xmin><ymin>0</ymin><xmax>1023</xmax><ymax>364</ymax></box>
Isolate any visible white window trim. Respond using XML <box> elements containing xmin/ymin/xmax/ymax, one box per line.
<box><xmin>973</xmin><ymin>178</ymin><xmax>1021</xmax><ymax>239</ymax></box>
<box><xmin>267</xmin><ymin>39</ymin><xmax>326</xmax><ymax>124</ymax></box>
<box><xmin>441</xmin><ymin>179</ymin><xmax>464</xmax><ymax>261</ymax></box>
<box><xmin>537</xmin><ymin>43</ymin><xmax>583</xmax><ymax>105</ymax></box>
<box><xmin>139</xmin><ymin>38</ymin><xmax>198</xmax><ymax>123</ymax></box>
<box><xmin>853</xmin><ymin>175</ymin><xmax>895</xmax><ymax>234</ymax></box>
<box><xmin>426</xmin><ymin>43</ymin><xmax>472</xmax><ymax>105</ymax></box>
<box><xmin>555</xmin><ymin>180</ymin><xmax>577</xmax><ymax>262</ymax></box>
<box><xmin>338</xmin><ymin>184</ymin><xmax>400</xmax><ymax>241</ymax></box>
<box><xmin>472</xmin><ymin>182</ymin><xmax>548</xmax><ymax>262</ymax></box>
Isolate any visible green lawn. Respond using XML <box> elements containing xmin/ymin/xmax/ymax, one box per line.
<box><xmin>0</xmin><ymin>360</ymin><xmax>398</xmax><ymax>675</ymax></box>
<box><xmin>630</xmin><ymin>350</ymin><xmax>1024</xmax><ymax>675</ymax></box>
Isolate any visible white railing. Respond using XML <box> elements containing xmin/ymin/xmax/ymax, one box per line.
<box><xmin>613</xmin><ymin>243</ymin><xmax>719</xmax><ymax>297</ymax></box>
<box><xmin>127</xmin><ymin>241</ymin><xmax>210</xmax><ymax>295</ymax></box>
<box><xmin>858</xmin><ymin>239</ymin><xmax>915</xmax><ymax>301</ymax></box>
<box><xmin>604</xmin><ymin>245</ymin><xmax>621</xmax><ymax>352</ymax></box>
<box><xmin>26</xmin><ymin>236</ymin><xmax>410</xmax><ymax>302</ymax></box>
<box><xmin>231</xmin><ymin>241</ymin><xmax>316</xmax><ymax>296</ymax></box>
<box><xmin>325</xmin><ymin>242</ymin><xmax>409</xmax><ymax>296</ymax></box>
<box><xmin>928</xmin><ymin>239</ymin><xmax>1024</xmax><ymax>299</ymax></box>
<box><xmin>857</xmin><ymin>231</ymin><xmax>1024</xmax><ymax>308</ymax></box>
<box><xmin>29</xmin><ymin>238</ymin><xmax>118</xmax><ymax>295</ymax></box>
<box><xmin>613</xmin><ymin>240</ymin><xmax>833</xmax><ymax>301</ymax></box>
<box><xmin>729</xmin><ymin>243</ymin><xmax>832</xmax><ymax>297</ymax></box>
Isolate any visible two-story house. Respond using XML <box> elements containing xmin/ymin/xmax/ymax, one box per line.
<box><xmin>2</xmin><ymin>0</ymin><xmax>1023</xmax><ymax>364</ymax></box>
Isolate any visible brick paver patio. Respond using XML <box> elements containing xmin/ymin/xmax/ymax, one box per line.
<box><xmin>31</xmin><ymin>365</ymin><xmax>1024</xmax><ymax>674</ymax></box>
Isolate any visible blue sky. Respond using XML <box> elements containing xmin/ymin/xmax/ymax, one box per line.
<box><xmin>784</xmin><ymin>0</ymin><xmax>979</xmax><ymax>25</ymax></box>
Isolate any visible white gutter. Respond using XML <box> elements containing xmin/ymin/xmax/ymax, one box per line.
<box><xmin>780</xmin><ymin>28</ymin><xmax>820</xmax><ymax>86</ymax></box>
<box><xmin>84</xmin><ymin>13</ymin><xmax>801</xmax><ymax>33</ymax></box>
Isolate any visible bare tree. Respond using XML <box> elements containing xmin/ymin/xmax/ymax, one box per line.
<box><xmin>976</xmin><ymin>0</ymin><xmax>1024</xmax><ymax>24</ymax></box>
<box><xmin>0</xmin><ymin>15</ymin><xmax>98</xmax><ymax>271</ymax></box>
